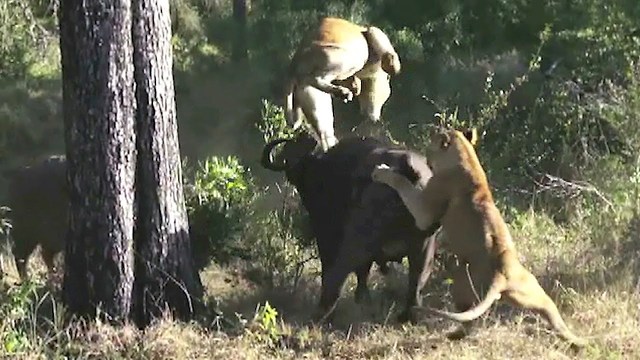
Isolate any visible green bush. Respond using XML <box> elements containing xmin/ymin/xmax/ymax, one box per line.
<box><xmin>242</xmin><ymin>183</ymin><xmax>315</xmax><ymax>289</ymax></box>
<box><xmin>246</xmin><ymin>99</ymin><xmax>317</xmax><ymax>289</ymax></box>
<box><xmin>184</xmin><ymin>155</ymin><xmax>258</xmax><ymax>268</ymax></box>
<box><xmin>0</xmin><ymin>281</ymin><xmax>38</xmax><ymax>354</ymax></box>
<box><xmin>0</xmin><ymin>1</ymin><xmax>39</xmax><ymax>79</ymax></box>
<box><xmin>0</xmin><ymin>279</ymin><xmax>66</xmax><ymax>356</ymax></box>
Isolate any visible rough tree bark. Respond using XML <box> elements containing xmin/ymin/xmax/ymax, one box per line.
<box><xmin>131</xmin><ymin>0</ymin><xmax>203</xmax><ymax>327</ymax></box>
<box><xmin>232</xmin><ymin>0</ymin><xmax>249</xmax><ymax>62</ymax></box>
<box><xmin>59</xmin><ymin>0</ymin><xmax>136</xmax><ymax>321</ymax></box>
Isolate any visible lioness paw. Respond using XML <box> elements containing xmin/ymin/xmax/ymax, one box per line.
<box><xmin>336</xmin><ymin>87</ymin><xmax>354</xmax><ymax>103</ymax></box>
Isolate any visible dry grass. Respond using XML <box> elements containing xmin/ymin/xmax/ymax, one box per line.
<box><xmin>1</xmin><ymin>205</ymin><xmax>639</xmax><ymax>360</ymax></box>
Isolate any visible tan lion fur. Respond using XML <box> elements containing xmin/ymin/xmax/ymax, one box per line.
<box><xmin>285</xmin><ymin>17</ymin><xmax>401</xmax><ymax>151</ymax></box>
<box><xmin>371</xmin><ymin>128</ymin><xmax>587</xmax><ymax>349</ymax></box>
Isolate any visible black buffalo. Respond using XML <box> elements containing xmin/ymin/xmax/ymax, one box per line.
<box><xmin>6</xmin><ymin>155</ymin><xmax>68</xmax><ymax>280</ymax></box>
<box><xmin>261</xmin><ymin>132</ymin><xmax>439</xmax><ymax>322</ymax></box>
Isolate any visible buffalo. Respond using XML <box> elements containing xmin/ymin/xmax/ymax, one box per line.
<box><xmin>6</xmin><ymin>155</ymin><xmax>68</xmax><ymax>280</ymax></box>
<box><xmin>261</xmin><ymin>132</ymin><xmax>440</xmax><ymax>322</ymax></box>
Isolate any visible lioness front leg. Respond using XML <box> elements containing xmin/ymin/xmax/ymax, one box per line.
<box><xmin>305</xmin><ymin>75</ymin><xmax>354</xmax><ymax>103</ymax></box>
<box><xmin>333</xmin><ymin>76</ymin><xmax>362</xmax><ymax>97</ymax></box>
<box><xmin>371</xmin><ymin>164</ymin><xmax>438</xmax><ymax>231</ymax></box>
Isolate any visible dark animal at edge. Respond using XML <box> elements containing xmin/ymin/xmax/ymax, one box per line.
<box><xmin>261</xmin><ymin>132</ymin><xmax>440</xmax><ymax>322</ymax></box>
<box><xmin>4</xmin><ymin>155</ymin><xmax>218</xmax><ymax>279</ymax></box>
<box><xmin>6</xmin><ymin>155</ymin><xmax>68</xmax><ymax>280</ymax></box>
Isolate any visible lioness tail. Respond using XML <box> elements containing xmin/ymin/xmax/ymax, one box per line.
<box><xmin>430</xmin><ymin>273</ymin><xmax>506</xmax><ymax>322</ymax></box>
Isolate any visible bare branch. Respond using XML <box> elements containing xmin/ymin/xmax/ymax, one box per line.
<box><xmin>533</xmin><ymin>173</ymin><xmax>613</xmax><ymax>208</ymax></box>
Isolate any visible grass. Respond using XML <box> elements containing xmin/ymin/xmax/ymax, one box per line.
<box><xmin>1</xmin><ymin>195</ymin><xmax>639</xmax><ymax>360</ymax></box>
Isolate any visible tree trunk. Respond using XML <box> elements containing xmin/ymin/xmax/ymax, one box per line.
<box><xmin>131</xmin><ymin>0</ymin><xmax>203</xmax><ymax>327</ymax></box>
<box><xmin>59</xmin><ymin>0</ymin><xmax>136</xmax><ymax>322</ymax></box>
<box><xmin>232</xmin><ymin>0</ymin><xmax>249</xmax><ymax>62</ymax></box>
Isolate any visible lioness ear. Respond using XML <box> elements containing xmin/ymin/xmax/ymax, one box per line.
<box><xmin>462</xmin><ymin>128</ymin><xmax>479</xmax><ymax>146</ymax></box>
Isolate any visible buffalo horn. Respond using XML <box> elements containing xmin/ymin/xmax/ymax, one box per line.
<box><xmin>261</xmin><ymin>138</ymin><xmax>290</xmax><ymax>171</ymax></box>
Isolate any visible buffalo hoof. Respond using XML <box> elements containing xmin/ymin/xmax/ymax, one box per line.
<box><xmin>397</xmin><ymin>309</ymin><xmax>415</xmax><ymax>324</ymax></box>
<box><xmin>446</xmin><ymin>325</ymin><xmax>471</xmax><ymax>341</ymax></box>
<box><xmin>313</xmin><ymin>303</ymin><xmax>338</xmax><ymax>325</ymax></box>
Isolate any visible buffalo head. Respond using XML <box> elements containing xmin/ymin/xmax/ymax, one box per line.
<box><xmin>261</xmin><ymin>132</ymin><xmax>320</xmax><ymax>183</ymax></box>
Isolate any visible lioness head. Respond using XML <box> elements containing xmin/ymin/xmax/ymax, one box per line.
<box><xmin>426</xmin><ymin>128</ymin><xmax>479</xmax><ymax>173</ymax></box>
<box><xmin>381</xmin><ymin>52</ymin><xmax>401</xmax><ymax>76</ymax></box>
<box><xmin>358</xmin><ymin>70</ymin><xmax>392</xmax><ymax>122</ymax></box>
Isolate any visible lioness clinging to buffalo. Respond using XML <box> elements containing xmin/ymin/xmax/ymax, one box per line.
<box><xmin>371</xmin><ymin>128</ymin><xmax>586</xmax><ymax>348</ymax></box>
<box><xmin>284</xmin><ymin>17</ymin><xmax>401</xmax><ymax>151</ymax></box>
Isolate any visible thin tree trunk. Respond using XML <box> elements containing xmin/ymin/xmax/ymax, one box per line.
<box><xmin>232</xmin><ymin>0</ymin><xmax>249</xmax><ymax>62</ymax></box>
<box><xmin>131</xmin><ymin>0</ymin><xmax>203</xmax><ymax>327</ymax></box>
<box><xmin>59</xmin><ymin>0</ymin><xmax>136</xmax><ymax>322</ymax></box>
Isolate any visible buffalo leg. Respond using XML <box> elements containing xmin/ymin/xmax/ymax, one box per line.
<box><xmin>13</xmin><ymin>239</ymin><xmax>36</xmax><ymax>280</ymax></box>
<box><xmin>399</xmin><ymin>233</ymin><xmax>438</xmax><ymax>323</ymax></box>
<box><xmin>377</xmin><ymin>260</ymin><xmax>390</xmax><ymax>275</ymax></box>
<box><xmin>14</xmin><ymin>257</ymin><xmax>29</xmax><ymax>280</ymax></box>
<box><xmin>41</xmin><ymin>248</ymin><xmax>58</xmax><ymax>285</ymax></box>
<box><xmin>42</xmin><ymin>249</ymin><xmax>56</xmax><ymax>273</ymax></box>
<box><xmin>317</xmin><ymin>240</ymin><xmax>373</xmax><ymax>323</ymax></box>
<box><xmin>354</xmin><ymin>262</ymin><xmax>373</xmax><ymax>303</ymax></box>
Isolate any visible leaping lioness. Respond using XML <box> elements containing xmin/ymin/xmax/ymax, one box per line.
<box><xmin>285</xmin><ymin>17</ymin><xmax>401</xmax><ymax>151</ymax></box>
<box><xmin>371</xmin><ymin>128</ymin><xmax>587</xmax><ymax>349</ymax></box>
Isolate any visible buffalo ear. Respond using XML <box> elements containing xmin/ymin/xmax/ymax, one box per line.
<box><xmin>436</xmin><ymin>132</ymin><xmax>451</xmax><ymax>149</ymax></box>
<box><xmin>462</xmin><ymin>128</ymin><xmax>479</xmax><ymax>146</ymax></box>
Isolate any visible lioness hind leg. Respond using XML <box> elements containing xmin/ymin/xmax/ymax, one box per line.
<box><xmin>298</xmin><ymin>86</ymin><xmax>337</xmax><ymax>151</ymax></box>
<box><xmin>364</xmin><ymin>26</ymin><xmax>401</xmax><ymax>75</ymax></box>
<box><xmin>504</xmin><ymin>270</ymin><xmax>587</xmax><ymax>348</ymax></box>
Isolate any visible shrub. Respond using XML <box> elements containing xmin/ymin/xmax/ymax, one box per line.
<box><xmin>184</xmin><ymin>155</ymin><xmax>258</xmax><ymax>269</ymax></box>
<box><xmin>256</xmin><ymin>98</ymin><xmax>298</xmax><ymax>143</ymax></box>
<box><xmin>242</xmin><ymin>183</ymin><xmax>315</xmax><ymax>289</ymax></box>
<box><xmin>241</xmin><ymin>99</ymin><xmax>317</xmax><ymax>289</ymax></box>
<box><xmin>0</xmin><ymin>279</ymin><xmax>66</xmax><ymax>357</ymax></box>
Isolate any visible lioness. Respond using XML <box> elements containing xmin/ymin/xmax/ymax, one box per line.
<box><xmin>285</xmin><ymin>17</ymin><xmax>401</xmax><ymax>151</ymax></box>
<box><xmin>371</xmin><ymin>128</ymin><xmax>586</xmax><ymax>348</ymax></box>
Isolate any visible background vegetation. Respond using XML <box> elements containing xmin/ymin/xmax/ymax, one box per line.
<box><xmin>0</xmin><ymin>0</ymin><xmax>639</xmax><ymax>358</ymax></box>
